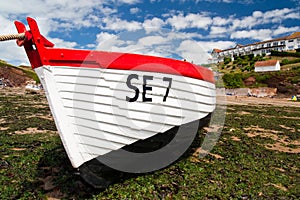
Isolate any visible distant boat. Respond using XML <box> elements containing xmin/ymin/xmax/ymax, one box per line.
<box><xmin>25</xmin><ymin>82</ymin><xmax>42</xmax><ymax>93</ymax></box>
<box><xmin>10</xmin><ymin>17</ymin><xmax>215</xmax><ymax>187</ymax></box>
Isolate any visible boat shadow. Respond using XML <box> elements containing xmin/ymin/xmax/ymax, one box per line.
<box><xmin>25</xmin><ymin>116</ymin><xmax>211</xmax><ymax>198</ymax></box>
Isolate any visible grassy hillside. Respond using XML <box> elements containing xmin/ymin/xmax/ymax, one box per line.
<box><xmin>217</xmin><ymin>52</ymin><xmax>300</xmax><ymax>95</ymax></box>
<box><xmin>0</xmin><ymin>60</ymin><xmax>39</xmax><ymax>85</ymax></box>
<box><xmin>218</xmin><ymin>51</ymin><xmax>300</xmax><ymax>74</ymax></box>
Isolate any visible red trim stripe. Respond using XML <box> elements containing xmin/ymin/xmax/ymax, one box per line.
<box><xmin>43</xmin><ymin>48</ymin><xmax>215</xmax><ymax>84</ymax></box>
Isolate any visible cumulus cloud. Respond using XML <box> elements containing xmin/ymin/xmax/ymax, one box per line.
<box><xmin>101</xmin><ymin>17</ymin><xmax>143</xmax><ymax>32</ymax></box>
<box><xmin>130</xmin><ymin>7</ymin><xmax>140</xmax><ymax>14</ymax></box>
<box><xmin>210</xmin><ymin>26</ymin><xmax>228</xmax><ymax>36</ymax></box>
<box><xmin>212</xmin><ymin>16</ymin><xmax>233</xmax><ymax>26</ymax></box>
<box><xmin>177</xmin><ymin>40</ymin><xmax>209</xmax><ymax>64</ymax></box>
<box><xmin>138</xmin><ymin>36</ymin><xmax>168</xmax><ymax>46</ymax></box>
<box><xmin>230</xmin><ymin>8</ymin><xmax>300</xmax><ymax>30</ymax></box>
<box><xmin>197</xmin><ymin>40</ymin><xmax>236</xmax><ymax>51</ymax></box>
<box><xmin>142</xmin><ymin>17</ymin><xmax>165</xmax><ymax>33</ymax></box>
<box><xmin>273</xmin><ymin>26</ymin><xmax>300</xmax><ymax>36</ymax></box>
<box><xmin>167</xmin><ymin>13</ymin><xmax>212</xmax><ymax>30</ymax></box>
<box><xmin>230</xmin><ymin>29</ymin><xmax>273</xmax><ymax>40</ymax></box>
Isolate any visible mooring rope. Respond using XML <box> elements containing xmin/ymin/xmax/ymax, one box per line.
<box><xmin>0</xmin><ymin>33</ymin><xmax>25</xmax><ymax>42</ymax></box>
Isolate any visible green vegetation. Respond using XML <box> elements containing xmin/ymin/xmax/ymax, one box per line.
<box><xmin>0</xmin><ymin>91</ymin><xmax>299</xmax><ymax>199</ymax></box>
<box><xmin>221</xmin><ymin>70</ymin><xmax>300</xmax><ymax>89</ymax></box>
<box><xmin>223</xmin><ymin>57</ymin><xmax>231</xmax><ymax>65</ymax></box>
<box><xmin>0</xmin><ymin>60</ymin><xmax>39</xmax><ymax>83</ymax></box>
<box><xmin>271</xmin><ymin>50</ymin><xmax>300</xmax><ymax>58</ymax></box>
<box><xmin>221</xmin><ymin>54</ymin><xmax>266</xmax><ymax>73</ymax></box>
<box><xmin>222</xmin><ymin>73</ymin><xmax>244</xmax><ymax>88</ymax></box>
<box><xmin>280</xmin><ymin>58</ymin><xmax>300</xmax><ymax>66</ymax></box>
<box><xmin>0</xmin><ymin>60</ymin><xmax>15</xmax><ymax>68</ymax></box>
<box><xmin>218</xmin><ymin>51</ymin><xmax>300</xmax><ymax>89</ymax></box>
<box><xmin>16</xmin><ymin>66</ymin><xmax>40</xmax><ymax>83</ymax></box>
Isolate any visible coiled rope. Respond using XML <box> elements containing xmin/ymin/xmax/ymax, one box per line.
<box><xmin>0</xmin><ymin>33</ymin><xmax>25</xmax><ymax>42</ymax></box>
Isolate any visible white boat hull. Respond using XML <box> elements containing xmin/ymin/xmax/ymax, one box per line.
<box><xmin>35</xmin><ymin>66</ymin><xmax>216</xmax><ymax>168</ymax></box>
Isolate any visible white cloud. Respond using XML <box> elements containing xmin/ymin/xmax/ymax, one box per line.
<box><xmin>0</xmin><ymin>41</ymin><xmax>28</xmax><ymax>65</ymax></box>
<box><xmin>230</xmin><ymin>29</ymin><xmax>273</xmax><ymax>40</ymax></box>
<box><xmin>130</xmin><ymin>7</ymin><xmax>140</xmax><ymax>14</ymax></box>
<box><xmin>273</xmin><ymin>26</ymin><xmax>300</xmax><ymax>36</ymax></box>
<box><xmin>212</xmin><ymin>16</ymin><xmax>233</xmax><ymax>26</ymax></box>
<box><xmin>210</xmin><ymin>26</ymin><xmax>228</xmax><ymax>36</ymax></box>
<box><xmin>230</xmin><ymin>8</ymin><xmax>300</xmax><ymax>30</ymax></box>
<box><xmin>187</xmin><ymin>14</ymin><xmax>212</xmax><ymax>30</ymax></box>
<box><xmin>96</xmin><ymin>32</ymin><xmax>117</xmax><ymax>44</ymax></box>
<box><xmin>197</xmin><ymin>40</ymin><xmax>236</xmax><ymax>51</ymax></box>
<box><xmin>101</xmin><ymin>17</ymin><xmax>142</xmax><ymax>31</ymax></box>
<box><xmin>177</xmin><ymin>40</ymin><xmax>209</xmax><ymax>64</ymax></box>
<box><xmin>50</xmin><ymin>38</ymin><xmax>78</xmax><ymax>49</ymax></box>
<box><xmin>95</xmin><ymin>32</ymin><xmax>125</xmax><ymax>51</ymax></box>
<box><xmin>195</xmin><ymin>0</ymin><xmax>254</xmax><ymax>3</ymax></box>
<box><xmin>166</xmin><ymin>13</ymin><xmax>189</xmax><ymax>30</ymax></box>
<box><xmin>94</xmin><ymin>30</ymin><xmax>210</xmax><ymax>63</ymax></box>
<box><xmin>138</xmin><ymin>36</ymin><xmax>168</xmax><ymax>46</ymax></box>
<box><xmin>142</xmin><ymin>17</ymin><xmax>165</xmax><ymax>33</ymax></box>
<box><xmin>118</xmin><ymin>0</ymin><xmax>141</xmax><ymax>4</ymax></box>
<box><xmin>167</xmin><ymin>13</ymin><xmax>212</xmax><ymax>30</ymax></box>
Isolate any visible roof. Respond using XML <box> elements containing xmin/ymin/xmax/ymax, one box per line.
<box><xmin>254</xmin><ymin>60</ymin><xmax>279</xmax><ymax>67</ymax></box>
<box><xmin>212</xmin><ymin>48</ymin><xmax>222</xmax><ymax>53</ymax></box>
<box><xmin>287</xmin><ymin>32</ymin><xmax>300</xmax><ymax>40</ymax></box>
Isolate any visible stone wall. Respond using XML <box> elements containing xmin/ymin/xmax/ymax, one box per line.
<box><xmin>217</xmin><ymin>87</ymin><xmax>277</xmax><ymax>97</ymax></box>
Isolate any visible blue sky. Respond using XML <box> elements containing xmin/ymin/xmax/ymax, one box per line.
<box><xmin>0</xmin><ymin>0</ymin><xmax>299</xmax><ymax>65</ymax></box>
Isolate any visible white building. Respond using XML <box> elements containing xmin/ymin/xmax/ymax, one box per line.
<box><xmin>211</xmin><ymin>32</ymin><xmax>300</xmax><ymax>63</ymax></box>
<box><xmin>254</xmin><ymin>60</ymin><xmax>280</xmax><ymax>72</ymax></box>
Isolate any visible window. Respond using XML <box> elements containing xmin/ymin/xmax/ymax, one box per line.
<box><xmin>267</xmin><ymin>43</ymin><xmax>271</xmax><ymax>47</ymax></box>
<box><xmin>280</xmin><ymin>41</ymin><xmax>285</xmax><ymax>45</ymax></box>
<box><xmin>288</xmin><ymin>46</ymin><xmax>294</xmax><ymax>50</ymax></box>
<box><xmin>273</xmin><ymin>42</ymin><xmax>278</xmax><ymax>46</ymax></box>
<box><xmin>288</xmin><ymin>39</ymin><xmax>294</xmax><ymax>42</ymax></box>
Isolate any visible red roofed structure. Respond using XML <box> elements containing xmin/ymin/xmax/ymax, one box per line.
<box><xmin>254</xmin><ymin>60</ymin><xmax>280</xmax><ymax>72</ymax></box>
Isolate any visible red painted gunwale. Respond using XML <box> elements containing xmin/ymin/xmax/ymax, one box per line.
<box><xmin>14</xmin><ymin>17</ymin><xmax>214</xmax><ymax>84</ymax></box>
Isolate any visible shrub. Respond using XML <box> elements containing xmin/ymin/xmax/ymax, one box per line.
<box><xmin>224</xmin><ymin>57</ymin><xmax>231</xmax><ymax>65</ymax></box>
<box><xmin>281</xmin><ymin>58</ymin><xmax>290</xmax><ymax>65</ymax></box>
<box><xmin>280</xmin><ymin>58</ymin><xmax>300</xmax><ymax>66</ymax></box>
<box><xmin>271</xmin><ymin>50</ymin><xmax>300</xmax><ymax>57</ymax></box>
<box><xmin>222</xmin><ymin>73</ymin><xmax>245</xmax><ymax>88</ymax></box>
<box><xmin>248</xmin><ymin>54</ymin><xmax>254</xmax><ymax>60</ymax></box>
<box><xmin>255</xmin><ymin>74</ymin><xmax>271</xmax><ymax>82</ymax></box>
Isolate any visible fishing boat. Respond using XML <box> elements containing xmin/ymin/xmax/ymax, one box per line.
<box><xmin>1</xmin><ymin>17</ymin><xmax>216</xmax><ymax>188</ymax></box>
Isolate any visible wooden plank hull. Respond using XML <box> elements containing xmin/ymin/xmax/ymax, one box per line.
<box><xmin>35</xmin><ymin>66</ymin><xmax>216</xmax><ymax>168</ymax></box>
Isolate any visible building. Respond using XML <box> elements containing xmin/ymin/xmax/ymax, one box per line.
<box><xmin>211</xmin><ymin>32</ymin><xmax>300</xmax><ymax>63</ymax></box>
<box><xmin>254</xmin><ymin>60</ymin><xmax>280</xmax><ymax>72</ymax></box>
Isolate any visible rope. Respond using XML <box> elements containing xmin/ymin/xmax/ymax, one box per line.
<box><xmin>0</xmin><ymin>33</ymin><xmax>25</xmax><ymax>42</ymax></box>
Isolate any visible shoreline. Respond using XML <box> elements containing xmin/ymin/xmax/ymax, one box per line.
<box><xmin>218</xmin><ymin>95</ymin><xmax>300</xmax><ymax>107</ymax></box>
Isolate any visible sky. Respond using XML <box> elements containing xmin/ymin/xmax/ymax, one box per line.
<box><xmin>0</xmin><ymin>0</ymin><xmax>299</xmax><ymax>65</ymax></box>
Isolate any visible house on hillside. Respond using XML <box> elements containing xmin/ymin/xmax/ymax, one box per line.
<box><xmin>254</xmin><ymin>60</ymin><xmax>280</xmax><ymax>72</ymax></box>
<box><xmin>211</xmin><ymin>31</ymin><xmax>300</xmax><ymax>63</ymax></box>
